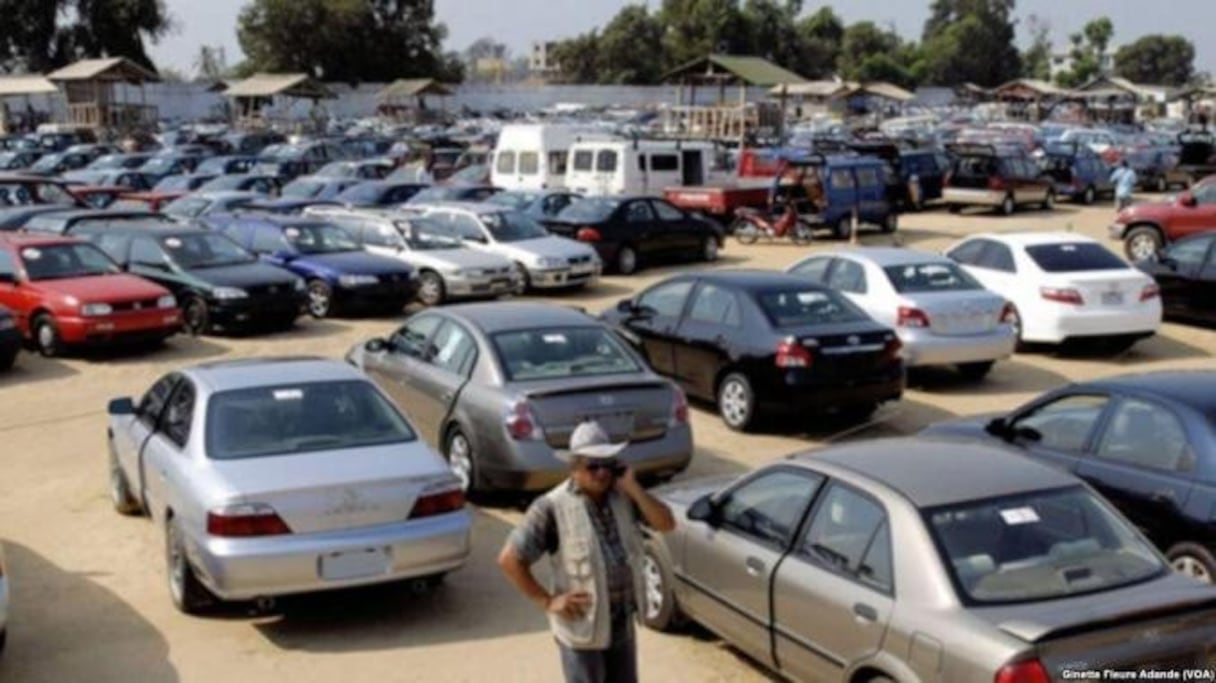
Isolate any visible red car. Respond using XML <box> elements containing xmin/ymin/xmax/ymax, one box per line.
<box><xmin>0</xmin><ymin>234</ymin><xmax>182</xmax><ymax>356</ymax></box>
<box><xmin>1109</xmin><ymin>183</ymin><xmax>1216</xmax><ymax>261</ymax></box>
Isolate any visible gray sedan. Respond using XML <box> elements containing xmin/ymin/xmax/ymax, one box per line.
<box><xmin>641</xmin><ymin>437</ymin><xmax>1216</xmax><ymax>681</ymax></box>
<box><xmin>347</xmin><ymin>302</ymin><xmax>693</xmax><ymax>493</ymax></box>
<box><xmin>106</xmin><ymin>357</ymin><xmax>471</xmax><ymax>614</ymax></box>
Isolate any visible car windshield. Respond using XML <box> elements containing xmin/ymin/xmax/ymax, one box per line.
<box><xmin>558</xmin><ymin>198</ymin><xmax>620</xmax><ymax>222</ymax></box>
<box><xmin>1025</xmin><ymin>243</ymin><xmax>1127</xmax><ymax>272</ymax></box>
<box><xmin>884</xmin><ymin>262</ymin><xmax>982</xmax><ymax>293</ymax></box>
<box><xmin>30</xmin><ymin>155</ymin><xmax>63</xmax><ymax>172</ymax></box>
<box><xmin>205</xmin><ymin>380</ymin><xmax>415</xmax><ymax>460</ymax></box>
<box><xmin>493</xmin><ymin>326</ymin><xmax>640</xmax><ymax>381</ymax></box>
<box><xmin>926</xmin><ymin>486</ymin><xmax>1165</xmax><ymax>605</ymax></box>
<box><xmin>282</xmin><ymin>180</ymin><xmax>322</xmax><ymax>198</ymax></box>
<box><xmin>481</xmin><ymin>211</ymin><xmax>548</xmax><ymax>242</ymax></box>
<box><xmin>141</xmin><ymin>158</ymin><xmax>176</xmax><ymax>174</ymax></box>
<box><xmin>282</xmin><ymin>222</ymin><xmax>359</xmax><ymax>254</ymax></box>
<box><xmin>402</xmin><ymin>218</ymin><xmax>463</xmax><ymax>250</ymax></box>
<box><xmin>20</xmin><ymin>242</ymin><xmax>121</xmax><ymax>279</ymax></box>
<box><xmin>160</xmin><ymin>232</ymin><xmax>254</xmax><ymax>268</ymax></box>
<box><xmin>338</xmin><ymin>184</ymin><xmax>384</xmax><ymax>203</ymax></box>
<box><xmin>756</xmin><ymin>288</ymin><xmax>868</xmax><ymax>327</ymax></box>
<box><xmin>486</xmin><ymin>192</ymin><xmax>536</xmax><ymax>209</ymax></box>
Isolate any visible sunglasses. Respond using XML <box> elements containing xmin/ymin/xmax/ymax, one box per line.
<box><xmin>583</xmin><ymin>461</ymin><xmax>626</xmax><ymax>476</ymax></box>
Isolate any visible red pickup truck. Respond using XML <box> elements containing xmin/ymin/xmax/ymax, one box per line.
<box><xmin>662</xmin><ymin>148</ymin><xmax>781</xmax><ymax>228</ymax></box>
<box><xmin>1109</xmin><ymin>184</ymin><xmax>1216</xmax><ymax>261</ymax></box>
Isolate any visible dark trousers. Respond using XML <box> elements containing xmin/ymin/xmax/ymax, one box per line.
<box><xmin>556</xmin><ymin>610</ymin><xmax>637</xmax><ymax>683</ymax></box>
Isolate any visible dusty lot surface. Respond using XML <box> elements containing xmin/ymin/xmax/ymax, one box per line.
<box><xmin>1</xmin><ymin>198</ymin><xmax>1212</xmax><ymax>682</ymax></box>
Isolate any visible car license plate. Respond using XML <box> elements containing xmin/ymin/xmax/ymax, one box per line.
<box><xmin>319</xmin><ymin>547</ymin><xmax>390</xmax><ymax>581</ymax></box>
<box><xmin>580</xmin><ymin>411</ymin><xmax>634</xmax><ymax>438</ymax></box>
<box><xmin>1101</xmin><ymin>291</ymin><xmax>1124</xmax><ymax>306</ymax></box>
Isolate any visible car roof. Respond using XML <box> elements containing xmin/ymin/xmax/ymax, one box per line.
<box><xmin>438</xmin><ymin>302</ymin><xmax>596</xmax><ymax>333</ymax></box>
<box><xmin>1085</xmin><ymin>371</ymin><xmax>1216</xmax><ymax>413</ymax></box>
<box><xmin>967</xmin><ymin>231</ymin><xmax>1100</xmax><ymax>247</ymax></box>
<box><xmin>0</xmin><ymin>232</ymin><xmax>81</xmax><ymax>247</ymax></box>
<box><xmin>77</xmin><ymin>220</ymin><xmax>205</xmax><ymax>236</ymax></box>
<box><xmin>792</xmin><ymin>436</ymin><xmax>1078</xmax><ymax>508</ymax></box>
<box><xmin>183</xmin><ymin>357</ymin><xmax>365</xmax><ymax>394</ymax></box>
<box><xmin>690</xmin><ymin>269</ymin><xmax>835</xmax><ymax>292</ymax></box>
<box><xmin>232</xmin><ymin>214</ymin><xmax>332</xmax><ymax>227</ymax></box>
<box><xmin>828</xmin><ymin>247</ymin><xmax>950</xmax><ymax>267</ymax></box>
<box><xmin>417</xmin><ymin>201</ymin><xmax>507</xmax><ymax>214</ymax></box>
<box><xmin>32</xmin><ymin>208</ymin><xmax>153</xmax><ymax>222</ymax></box>
<box><xmin>190</xmin><ymin>190</ymin><xmax>261</xmax><ymax>201</ymax></box>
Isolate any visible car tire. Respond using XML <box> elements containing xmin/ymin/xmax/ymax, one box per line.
<box><xmin>416</xmin><ymin>270</ymin><xmax>446</xmax><ymax>307</ymax></box>
<box><xmin>733</xmin><ymin>220</ymin><xmax>760</xmax><ymax>245</ymax></box>
<box><xmin>880</xmin><ymin>212</ymin><xmax>897</xmax><ymax>234</ymax></box>
<box><xmin>700</xmin><ymin>236</ymin><xmax>720</xmax><ymax>262</ymax></box>
<box><xmin>31</xmin><ymin>313</ymin><xmax>61</xmax><ymax>358</ymax></box>
<box><xmin>999</xmin><ymin>194</ymin><xmax>1015</xmax><ymax>216</ymax></box>
<box><xmin>306</xmin><ymin>279</ymin><xmax>333</xmax><ymax>318</ymax></box>
<box><xmin>947</xmin><ymin>203</ymin><xmax>961</xmax><ymax>214</ymax></box>
<box><xmin>511</xmin><ymin>262</ymin><xmax>530</xmax><ymax>295</ymax></box>
<box><xmin>832</xmin><ymin>217</ymin><xmax>851</xmax><ymax>241</ymax></box>
<box><xmin>166</xmin><ymin>517</ymin><xmax>216</xmax><ymax>614</ymax></box>
<box><xmin>0</xmin><ymin>348</ymin><xmax>15</xmax><ymax>371</ymax></box>
<box><xmin>717</xmin><ymin>372</ymin><xmax>758</xmax><ymax>432</ymax></box>
<box><xmin>958</xmin><ymin>361</ymin><xmax>995</xmax><ymax>381</ymax></box>
<box><xmin>182</xmin><ymin>296</ymin><xmax>209</xmax><ymax>336</ymax></box>
<box><xmin>1082</xmin><ymin>186</ymin><xmax>1095</xmax><ymax>205</ymax></box>
<box><xmin>616</xmin><ymin>245</ymin><xmax>639</xmax><ymax>275</ymax></box>
<box><xmin>444</xmin><ymin>428</ymin><xmax>477</xmax><ymax>494</ymax></box>
<box><xmin>1167</xmin><ymin>542</ymin><xmax>1216</xmax><ymax>584</ymax></box>
<box><xmin>1124</xmin><ymin>226</ymin><xmax>1163</xmax><ymax>262</ymax></box>
<box><xmin>641</xmin><ymin>539</ymin><xmax>684</xmax><ymax>632</ymax></box>
<box><xmin>109</xmin><ymin>443</ymin><xmax>142</xmax><ymax>515</ymax></box>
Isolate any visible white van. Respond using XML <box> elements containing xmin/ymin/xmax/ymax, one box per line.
<box><xmin>564</xmin><ymin>140</ymin><xmax>718</xmax><ymax>196</ymax></box>
<box><xmin>491</xmin><ymin>124</ymin><xmax>597</xmax><ymax>191</ymax></box>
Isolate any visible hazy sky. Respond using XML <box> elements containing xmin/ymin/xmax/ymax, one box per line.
<box><xmin>149</xmin><ymin>0</ymin><xmax>1216</xmax><ymax>76</ymax></box>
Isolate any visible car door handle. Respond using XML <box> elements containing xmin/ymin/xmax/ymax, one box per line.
<box><xmin>853</xmin><ymin>603</ymin><xmax>878</xmax><ymax>622</ymax></box>
<box><xmin>744</xmin><ymin>556</ymin><xmax>765</xmax><ymax>577</ymax></box>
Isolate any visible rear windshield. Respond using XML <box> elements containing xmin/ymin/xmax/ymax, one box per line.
<box><xmin>481</xmin><ymin>211</ymin><xmax>548</xmax><ymax>242</ymax></box>
<box><xmin>557</xmin><ymin>197</ymin><xmax>619</xmax><ymax>222</ymax></box>
<box><xmin>756</xmin><ymin>288</ymin><xmax>868</xmax><ymax>327</ymax></box>
<box><xmin>205</xmin><ymin>380</ymin><xmax>415</xmax><ymax>460</ymax></box>
<box><xmin>492</xmin><ymin>326</ymin><xmax>640</xmax><ymax>381</ymax></box>
<box><xmin>884</xmin><ymin>262</ymin><xmax>981</xmax><ymax>293</ymax></box>
<box><xmin>1025</xmin><ymin>243</ymin><xmax>1126</xmax><ymax>272</ymax></box>
<box><xmin>926</xmin><ymin>486</ymin><xmax>1164</xmax><ymax>605</ymax></box>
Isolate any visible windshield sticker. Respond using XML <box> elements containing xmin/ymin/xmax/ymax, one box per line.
<box><xmin>20</xmin><ymin>248</ymin><xmax>41</xmax><ymax>261</ymax></box>
<box><xmin>542</xmin><ymin>334</ymin><xmax>568</xmax><ymax>344</ymax></box>
<box><xmin>796</xmin><ymin>292</ymin><xmax>828</xmax><ymax>304</ymax></box>
<box><xmin>284</xmin><ymin>227</ymin><xmax>301</xmax><ymax>239</ymax></box>
<box><xmin>1059</xmin><ymin>244</ymin><xmax>1077</xmax><ymax>252</ymax></box>
<box><xmin>164</xmin><ymin>237</ymin><xmax>183</xmax><ymax>249</ymax></box>
<box><xmin>272</xmin><ymin>389</ymin><xmax>304</xmax><ymax>401</ymax></box>
<box><xmin>999</xmin><ymin>507</ymin><xmax>1040</xmax><ymax>525</ymax></box>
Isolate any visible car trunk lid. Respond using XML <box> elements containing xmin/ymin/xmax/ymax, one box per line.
<box><xmin>511</xmin><ymin>376</ymin><xmax>674</xmax><ymax>449</ymax></box>
<box><xmin>1045</xmin><ymin>271</ymin><xmax>1150</xmax><ymax>310</ymax></box>
<box><xmin>902</xmin><ymin>290</ymin><xmax>1006</xmax><ymax>336</ymax></box>
<box><xmin>784</xmin><ymin>322</ymin><xmax>898</xmax><ymax>378</ymax></box>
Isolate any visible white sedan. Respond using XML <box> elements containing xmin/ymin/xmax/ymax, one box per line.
<box><xmin>944</xmin><ymin>231</ymin><xmax>1161</xmax><ymax>350</ymax></box>
<box><xmin>787</xmin><ymin>247</ymin><xmax>1016</xmax><ymax>379</ymax></box>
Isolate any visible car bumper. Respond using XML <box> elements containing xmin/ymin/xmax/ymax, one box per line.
<box><xmin>480</xmin><ymin>425</ymin><xmax>694</xmax><ymax>492</ymax></box>
<box><xmin>190</xmin><ymin>511</ymin><xmax>473</xmax><ymax>601</ymax></box>
<box><xmin>445</xmin><ymin>274</ymin><xmax>516</xmax><ymax>299</ymax></box>
<box><xmin>1107</xmin><ymin>222</ymin><xmax>1130</xmax><ymax>240</ymax></box>
<box><xmin>943</xmin><ymin>188</ymin><xmax>1006</xmax><ymax>206</ymax></box>
<box><xmin>1025</xmin><ymin>304</ymin><xmax>1162</xmax><ymax>343</ymax></box>
<box><xmin>759</xmin><ymin>368</ymin><xmax>904</xmax><ymax>412</ymax></box>
<box><xmin>528</xmin><ymin>266</ymin><xmax>601</xmax><ymax>289</ymax></box>
<box><xmin>57</xmin><ymin>310</ymin><xmax>182</xmax><ymax>344</ymax></box>
<box><xmin>901</xmin><ymin>327</ymin><xmax>1017</xmax><ymax>367</ymax></box>
<box><xmin>210</xmin><ymin>295</ymin><xmax>305</xmax><ymax>328</ymax></box>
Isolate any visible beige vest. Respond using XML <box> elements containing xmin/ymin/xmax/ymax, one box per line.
<box><xmin>545</xmin><ymin>482</ymin><xmax>645</xmax><ymax>650</ymax></box>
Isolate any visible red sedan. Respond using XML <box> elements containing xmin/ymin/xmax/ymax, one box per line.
<box><xmin>0</xmin><ymin>234</ymin><xmax>182</xmax><ymax>356</ymax></box>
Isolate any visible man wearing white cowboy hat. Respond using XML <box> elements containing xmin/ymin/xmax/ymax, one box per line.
<box><xmin>498</xmin><ymin>419</ymin><xmax>675</xmax><ymax>683</ymax></box>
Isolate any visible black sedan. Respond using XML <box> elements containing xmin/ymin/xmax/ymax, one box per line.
<box><xmin>1136</xmin><ymin>231</ymin><xmax>1216</xmax><ymax>325</ymax></box>
<box><xmin>600</xmin><ymin>270</ymin><xmax>904</xmax><ymax>431</ymax></box>
<box><xmin>543</xmin><ymin>196</ymin><xmax>724</xmax><ymax>275</ymax></box>
<box><xmin>0</xmin><ymin>305</ymin><xmax>19</xmax><ymax>370</ymax></box>
<box><xmin>921</xmin><ymin>370</ymin><xmax>1216</xmax><ymax>583</ymax></box>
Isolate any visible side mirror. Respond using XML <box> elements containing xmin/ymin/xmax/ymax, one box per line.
<box><xmin>615</xmin><ymin>298</ymin><xmax>635</xmax><ymax>314</ymax></box>
<box><xmin>686</xmin><ymin>494</ymin><xmax>719</xmax><ymax>525</ymax></box>
<box><xmin>107</xmin><ymin>397</ymin><xmax>135</xmax><ymax>415</ymax></box>
<box><xmin>984</xmin><ymin>417</ymin><xmax>1009</xmax><ymax>439</ymax></box>
<box><xmin>1179</xmin><ymin>191</ymin><xmax>1197</xmax><ymax>207</ymax></box>
<box><xmin>364</xmin><ymin>337</ymin><xmax>389</xmax><ymax>353</ymax></box>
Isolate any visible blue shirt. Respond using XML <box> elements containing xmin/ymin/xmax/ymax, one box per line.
<box><xmin>1111</xmin><ymin>167</ymin><xmax>1137</xmax><ymax>197</ymax></box>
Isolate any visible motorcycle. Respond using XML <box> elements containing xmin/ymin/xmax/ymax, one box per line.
<box><xmin>730</xmin><ymin>203</ymin><xmax>814</xmax><ymax>245</ymax></box>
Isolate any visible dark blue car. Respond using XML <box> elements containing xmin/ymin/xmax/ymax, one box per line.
<box><xmin>762</xmin><ymin>150</ymin><xmax>897</xmax><ymax>239</ymax></box>
<box><xmin>1039</xmin><ymin>142</ymin><xmax>1115</xmax><ymax>204</ymax></box>
<box><xmin>215</xmin><ymin>214</ymin><xmax>416</xmax><ymax>318</ymax></box>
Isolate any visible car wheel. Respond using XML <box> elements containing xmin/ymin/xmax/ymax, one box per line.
<box><xmin>700</xmin><ymin>236</ymin><xmax>719</xmax><ymax>262</ymax></box>
<box><xmin>958</xmin><ymin>361</ymin><xmax>995</xmax><ymax>381</ymax></box>
<box><xmin>616</xmin><ymin>245</ymin><xmax>638</xmax><ymax>275</ymax></box>
<box><xmin>641</xmin><ymin>540</ymin><xmax>683</xmax><ymax>632</ymax></box>
<box><xmin>31</xmin><ymin>313</ymin><xmax>61</xmax><ymax>358</ymax></box>
<box><xmin>511</xmin><ymin>262</ymin><xmax>530</xmax><ymax>295</ymax></box>
<box><xmin>1167</xmin><ymin>543</ymin><xmax>1216</xmax><ymax>584</ymax></box>
<box><xmin>444</xmin><ymin>428</ymin><xmax>477</xmax><ymax>494</ymax></box>
<box><xmin>109</xmin><ymin>443</ymin><xmax>141</xmax><ymax>515</ymax></box>
<box><xmin>999</xmin><ymin>194</ymin><xmax>1015</xmax><ymax>216</ymax></box>
<box><xmin>306</xmin><ymin>279</ymin><xmax>333</xmax><ymax>318</ymax></box>
<box><xmin>182</xmin><ymin>296</ymin><xmax>209</xmax><ymax>336</ymax></box>
<box><xmin>1082</xmin><ymin>186</ymin><xmax>1095</xmax><ymax>205</ymax></box>
<box><xmin>416</xmin><ymin>271</ymin><xmax>446</xmax><ymax>307</ymax></box>
<box><xmin>832</xmin><ymin>217</ymin><xmax>851</xmax><ymax>241</ymax></box>
<box><xmin>880</xmin><ymin>212</ymin><xmax>897</xmax><ymax>234</ymax></box>
<box><xmin>166</xmin><ymin>517</ymin><xmax>216</xmax><ymax>614</ymax></box>
<box><xmin>1124</xmin><ymin>226</ymin><xmax>1163</xmax><ymax>262</ymax></box>
<box><xmin>717</xmin><ymin>372</ymin><xmax>758</xmax><ymax>432</ymax></box>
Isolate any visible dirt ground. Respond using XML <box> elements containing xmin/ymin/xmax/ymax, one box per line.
<box><xmin>1</xmin><ymin>197</ymin><xmax>1212</xmax><ymax>683</ymax></box>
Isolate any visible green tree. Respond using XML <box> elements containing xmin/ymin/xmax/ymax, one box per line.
<box><xmin>1021</xmin><ymin>14</ymin><xmax>1052</xmax><ymax>81</ymax></box>
<box><xmin>796</xmin><ymin>6</ymin><xmax>844</xmax><ymax>78</ymax></box>
<box><xmin>920</xmin><ymin>0</ymin><xmax>1021</xmax><ymax>86</ymax></box>
<box><xmin>596</xmin><ymin>6</ymin><xmax>666</xmax><ymax>84</ymax></box>
<box><xmin>0</xmin><ymin>0</ymin><xmax>171</xmax><ymax>73</ymax></box>
<box><xmin>1056</xmin><ymin>17</ymin><xmax>1114</xmax><ymax>87</ymax></box>
<box><xmin>1114</xmin><ymin>35</ymin><xmax>1195</xmax><ymax>86</ymax></box>
<box><xmin>659</xmin><ymin>0</ymin><xmax>751</xmax><ymax>67</ymax></box>
<box><xmin>740</xmin><ymin>0</ymin><xmax>804</xmax><ymax>71</ymax></box>
<box><xmin>837</xmin><ymin>21</ymin><xmax>901</xmax><ymax>79</ymax></box>
<box><xmin>549</xmin><ymin>32</ymin><xmax>600</xmax><ymax>84</ymax></box>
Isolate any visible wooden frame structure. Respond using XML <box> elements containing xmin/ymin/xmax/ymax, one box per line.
<box><xmin>222</xmin><ymin>73</ymin><xmax>335</xmax><ymax>132</ymax></box>
<box><xmin>46</xmin><ymin>58</ymin><xmax>159</xmax><ymax>133</ymax></box>
<box><xmin>661</xmin><ymin>54</ymin><xmax>806</xmax><ymax>143</ymax></box>
<box><xmin>376</xmin><ymin>79</ymin><xmax>453</xmax><ymax>124</ymax></box>
<box><xmin>0</xmin><ymin>76</ymin><xmax>59</xmax><ymax>134</ymax></box>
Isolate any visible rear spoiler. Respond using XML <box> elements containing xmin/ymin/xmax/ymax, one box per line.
<box><xmin>519</xmin><ymin>380</ymin><xmax>669</xmax><ymax>400</ymax></box>
<box><xmin>999</xmin><ymin>592</ymin><xmax>1216</xmax><ymax>644</ymax></box>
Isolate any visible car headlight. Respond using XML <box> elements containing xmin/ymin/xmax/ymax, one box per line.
<box><xmin>536</xmin><ymin>257</ymin><xmax>565</xmax><ymax>269</ymax></box>
<box><xmin>81</xmin><ymin>302</ymin><xmax>113</xmax><ymax>316</ymax></box>
<box><xmin>293</xmin><ymin>278</ymin><xmax>306</xmax><ymax>292</ymax></box>
<box><xmin>339</xmin><ymin>274</ymin><xmax>379</xmax><ymax>287</ymax></box>
<box><xmin>157</xmin><ymin>295</ymin><xmax>177</xmax><ymax>309</ymax></box>
<box><xmin>212</xmin><ymin>287</ymin><xmax>248</xmax><ymax>300</ymax></box>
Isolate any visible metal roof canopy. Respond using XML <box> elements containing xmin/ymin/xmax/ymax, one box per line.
<box><xmin>378</xmin><ymin>79</ymin><xmax>454</xmax><ymax>100</ymax></box>
<box><xmin>0</xmin><ymin>76</ymin><xmax>58</xmax><ymax>96</ymax></box>
<box><xmin>47</xmin><ymin>57</ymin><xmax>160</xmax><ymax>84</ymax></box>
<box><xmin>662</xmin><ymin>54</ymin><xmax>807</xmax><ymax>86</ymax></box>
<box><xmin>224</xmin><ymin>73</ymin><xmax>335</xmax><ymax>100</ymax></box>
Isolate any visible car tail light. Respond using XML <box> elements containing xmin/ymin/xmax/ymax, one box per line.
<box><xmin>994</xmin><ymin>660</ymin><xmax>1050</xmax><ymax>683</ymax></box>
<box><xmin>988</xmin><ymin>175</ymin><xmax>1007</xmax><ymax>191</ymax></box>
<box><xmin>897</xmin><ymin>306</ymin><xmax>931</xmax><ymax>328</ymax></box>
<box><xmin>882</xmin><ymin>334</ymin><xmax>903</xmax><ymax>361</ymax></box>
<box><xmin>1000</xmin><ymin>302</ymin><xmax>1017</xmax><ymax>324</ymax></box>
<box><xmin>1140</xmin><ymin>283</ymin><xmax>1160</xmax><ymax>301</ymax></box>
<box><xmin>206</xmin><ymin>504</ymin><xmax>291</xmax><ymax>537</ymax></box>
<box><xmin>775</xmin><ymin>336</ymin><xmax>813</xmax><ymax>368</ymax></box>
<box><xmin>576</xmin><ymin>227</ymin><xmax>602</xmax><ymax>242</ymax></box>
<box><xmin>669</xmin><ymin>384</ymin><xmax>689</xmax><ymax>426</ymax></box>
<box><xmin>1040</xmin><ymin>287</ymin><xmax>1084</xmax><ymax>305</ymax></box>
<box><xmin>409</xmin><ymin>488</ymin><xmax>465</xmax><ymax>519</ymax></box>
<box><xmin>504</xmin><ymin>399</ymin><xmax>543</xmax><ymax>440</ymax></box>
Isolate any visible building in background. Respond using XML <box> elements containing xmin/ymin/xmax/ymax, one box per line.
<box><xmin>529</xmin><ymin>41</ymin><xmax>560</xmax><ymax>81</ymax></box>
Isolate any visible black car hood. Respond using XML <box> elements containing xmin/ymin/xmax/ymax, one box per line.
<box><xmin>189</xmin><ymin>261</ymin><xmax>299</xmax><ymax>288</ymax></box>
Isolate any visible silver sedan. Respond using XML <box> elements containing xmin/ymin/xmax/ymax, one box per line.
<box><xmin>106</xmin><ymin>357</ymin><xmax>471</xmax><ymax>614</ymax></box>
<box><xmin>787</xmin><ymin>247</ymin><xmax>1016</xmax><ymax>380</ymax></box>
